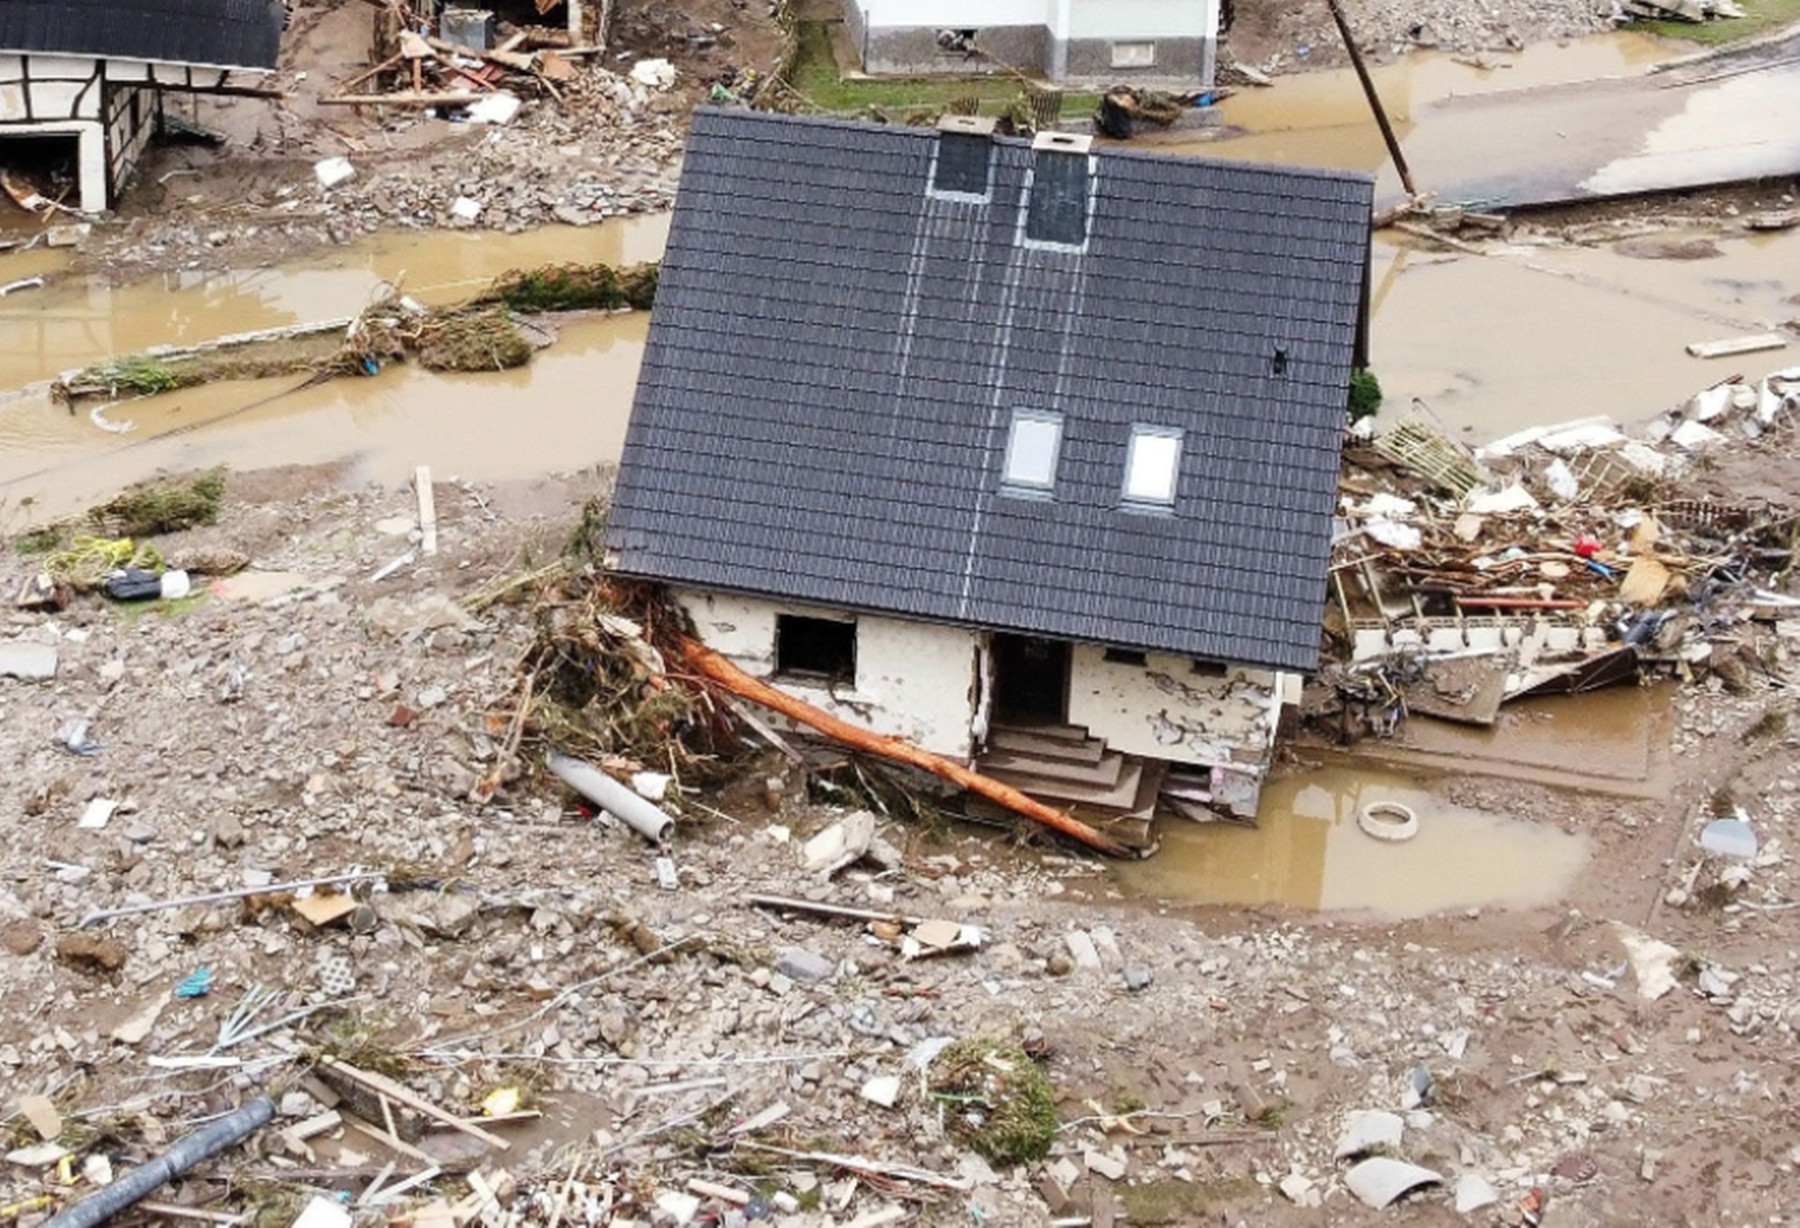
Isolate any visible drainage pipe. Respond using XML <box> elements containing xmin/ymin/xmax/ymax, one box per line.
<box><xmin>548</xmin><ymin>752</ymin><xmax>676</xmax><ymax>844</ymax></box>
<box><xmin>42</xmin><ymin>1097</ymin><xmax>275</xmax><ymax>1228</ymax></box>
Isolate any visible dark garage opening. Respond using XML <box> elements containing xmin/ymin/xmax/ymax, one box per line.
<box><xmin>776</xmin><ymin>614</ymin><xmax>857</xmax><ymax>683</ymax></box>
<box><xmin>0</xmin><ymin>135</ymin><xmax>79</xmax><ymax>219</ymax></box>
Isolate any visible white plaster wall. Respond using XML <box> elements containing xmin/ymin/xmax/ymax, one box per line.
<box><xmin>854</xmin><ymin>0</ymin><xmax>1047</xmax><ymax>29</ymax></box>
<box><xmin>19</xmin><ymin>54</ymin><xmax>99</xmax><ymax>79</ymax></box>
<box><xmin>675</xmin><ymin>588</ymin><xmax>981</xmax><ymax>760</ymax></box>
<box><xmin>1066</xmin><ymin>645</ymin><xmax>1278</xmax><ymax>767</ymax></box>
<box><xmin>1064</xmin><ymin>0</ymin><xmax>1214</xmax><ymax>38</ymax></box>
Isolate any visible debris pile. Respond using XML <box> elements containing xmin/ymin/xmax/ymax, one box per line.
<box><xmin>1325</xmin><ymin>367</ymin><xmax>1800</xmax><ymax>734</ymax></box>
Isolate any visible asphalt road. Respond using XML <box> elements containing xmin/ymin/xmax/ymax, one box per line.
<box><xmin>1376</xmin><ymin>31</ymin><xmax>1800</xmax><ymax>208</ymax></box>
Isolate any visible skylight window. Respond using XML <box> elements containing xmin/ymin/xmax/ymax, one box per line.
<box><xmin>1024</xmin><ymin>133</ymin><xmax>1093</xmax><ymax>247</ymax></box>
<box><xmin>1003</xmin><ymin>410</ymin><xmax>1063</xmax><ymax>493</ymax></box>
<box><xmin>933</xmin><ymin>132</ymin><xmax>992</xmax><ymax>196</ymax></box>
<box><xmin>1124</xmin><ymin>426</ymin><xmax>1182</xmax><ymax>506</ymax></box>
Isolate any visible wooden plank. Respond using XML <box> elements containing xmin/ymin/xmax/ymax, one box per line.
<box><xmin>1686</xmin><ymin>333</ymin><xmax>1787</xmax><ymax>359</ymax></box>
<box><xmin>321</xmin><ymin>1057</ymin><xmax>509</xmax><ymax>1150</ymax></box>
<box><xmin>321</xmin><ymin>92</ymin><xmax>484</xmax><ymax>107</ymax></box>
<box><xmin>347</xmin><ymin>1117</ymin><xmax>438</xmax><ymax>1166</ymax></box>
<box><xmin>416</xmin><ymin>466</ymin><xmax>438</xmax><ymax>556</ymax></box>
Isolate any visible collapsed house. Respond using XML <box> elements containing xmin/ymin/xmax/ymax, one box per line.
<box><xmin>840</xmin><ymin>0</ymin><xmax>1223</xmax><ymax>86</ymax></box>
<box><xmin>0</xmin><ymin>0</ymin><xmax>285</xmax><ymax>214</ymax></box>
<box><xmin>606</xmin><ymin>109</ymin><xmax>1373</xmax><ymax>833</ymax></box>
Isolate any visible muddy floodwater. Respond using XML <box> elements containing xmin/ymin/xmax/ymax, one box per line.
<box><xmin>0</xmin><ymin>217</ymin><xmax>666</xmax><ymax>520</ymax></box>
<box><xmin>2</xmin><ymin>30</ymin><xmax>1795</xmax><ymax>516</ymax></box>
<box><xmin>1113</xmin><ymin>766</ymin><xmax>1592</xmax><ymax>919</ymax></box>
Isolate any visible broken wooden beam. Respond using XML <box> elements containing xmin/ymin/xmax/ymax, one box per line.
<box><xmin>680</xmin><ymin>637</ymin><xmax>1135</xmax><ymax>858</ymax></box>
<box><xmin>1685</xmin><ymin>333</ymin><xmax>1787</xmax><ymax>360</ymax></box>
<box><xmin>318</xmin><ymin>1057</ymin><xmax>510</xmax><ymax>1150</ymax></box>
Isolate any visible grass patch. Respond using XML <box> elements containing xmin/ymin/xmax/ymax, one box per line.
<box><xmin>1120</xmin><ymin>1178</ymin><xmax>1259</xmax><ymax>1225</ymax></box>
<box><xmin>1635</xmin><ymin>0</ymin><xmax>1800</xmax><ymax>44</ymax></box>
<box><xmin>928</xmin><ymin>1037</ymin><xmax>1057</xmax><ymax>1165</ymax></box>
<box><xmin>483</xmin><ymin>263</ymin><xmax>658</xmax><ymax>313</ymax></box>
<box><xmin>13</xmin><ymin>525</ymin><xmax>63</xmax><ymax>556</ymax></box>
<box><xmin>88</xmin><ymin>467</ymin><xmax>226</xmax><ymax>537</ymax></box>
<box><xmin>784</xmin><ymin>21</ymin><xmax>1099</xmax><ymax>118</ymax></box>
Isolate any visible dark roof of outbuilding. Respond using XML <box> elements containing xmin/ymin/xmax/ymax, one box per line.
<box><xmin>0</xmin><ymin>0</ymin><xmax>284</xmax><ymax>70</ymax></box>
<box><xmin>607</xmin><ymin>109</ymin><xmax>1373</xmax><ymax>673</ymax></box>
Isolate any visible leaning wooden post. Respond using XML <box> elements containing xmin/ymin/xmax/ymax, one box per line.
<box><xmin>1324</xmin><ymin>0</ymin><xmax>1419</xmax><ymax>200</ymax></box>
<box><xmin>679</xmin><ymin>637</ymin><xmax>1137</xmax><ymax>859</ymax></box>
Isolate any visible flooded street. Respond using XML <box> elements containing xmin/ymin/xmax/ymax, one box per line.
<box><xmin>1113</xmin><ymin>765</ymin><xmax>1592</xmax><ymax>919</ymax></box>
<box><xmin>0</xmin><ymin>218</ymin><xmax>666</xmax><ymax>520</ymax></box>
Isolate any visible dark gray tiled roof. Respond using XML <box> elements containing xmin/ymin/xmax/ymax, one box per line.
<box><xmin>0</xmin><ymin>0</ymin><xmax>284</xmax><ymax>70</ymax></box>
<box><xmin>608</xmin><ymin>110</ymin><xmax>1373</xmax><ymax>673</ymax></box>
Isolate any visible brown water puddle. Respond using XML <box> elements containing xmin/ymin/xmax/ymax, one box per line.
<box><xmin>1138</xmin><ymin>32</ymin><xmax>1671</xmax><ymax>173</ymax></box>
<box><xmin>0</xmin><ymin>218</ymin><xmax>664</xmax><ymax>520</ymax></box>
<box><xmin>1114</xmin><ymin>765</ymin><xmax>1591</xmax><ymax>919</ymax></box>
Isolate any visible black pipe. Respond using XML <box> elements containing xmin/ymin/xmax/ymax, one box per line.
<box><xmin>42</xmin><ymin>1097</ymin><xmax>275</xmax><ymax>1228</ymax></box>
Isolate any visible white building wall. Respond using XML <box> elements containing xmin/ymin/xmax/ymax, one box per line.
<box><xmin>1063</xmin><ymin>0</ymin><xmax>1215</xmax><ymax>38</ymax></box>
<box><xmin>854</xmin><ymin>0</ymin><xmax>1047</xmax><ymax>28</ymax></box>
<box><xmin>675</xmin><ymin>588</ymin><xmax>982</xmax><ymax>760</ymax></box>
<box><xmin>1065</xmin><ymin>644</ymin><xmax>1281</xmax><ymax>767</ymax></box>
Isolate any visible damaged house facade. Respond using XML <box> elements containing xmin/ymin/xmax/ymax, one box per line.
<box><xmin>607</xmin><ymin>110</ymin><xmax>1372</xmax><ymax>826</ymax></box>
<box><xmin>0</xmin><ymin>0</ymin><xmax>285</xmax><ymax>213</ymax></box>
<box><xmin>842</xmin><ymin>0</ymin><xmax>1222</xmax><ymax>86</ymax></box>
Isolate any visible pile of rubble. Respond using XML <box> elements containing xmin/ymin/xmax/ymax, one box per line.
<box><xmin>1323</xmin><ymin>362</ymin><xmax>1800</xmax><ymax>735</ymax></box>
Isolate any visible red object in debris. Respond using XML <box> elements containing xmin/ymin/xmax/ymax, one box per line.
<box><xmin>388</xmin><ymin>705</ymin><xmax>419</xmax><ymax>728</ymax></box>
<box><xmin>1572</xmin><ymin>535</ymin><xmax>1603</xmax><ymax>558</ymax></box>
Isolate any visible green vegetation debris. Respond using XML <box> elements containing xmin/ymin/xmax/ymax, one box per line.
<box><xmin>484</xmin><ymin>262</ymin><xmax>659</xmax><ymax>313</ymax></box>
<box><xmin>98</xmin><ymin>355</ymin><xmax>180</xmax><ymax>396</ymax></box>
<box><xmin>415</xmin><ymin>307</ymin><xmax>533</xmax><ymax>372</ymax></box>
<box><xmin>928</xmin><ymin>1037</ymin><xmax>1057</xmax><ymax>1165</ymax></box>
<box><xmin>88</xmin><ymin>468</ymin><xmax>225</xmax><ymax>537</ymax></box>
<box><xmin>1349</xmin><ymin>368</ymin><xmax>1383</xmax><ymax>424</ymax></box>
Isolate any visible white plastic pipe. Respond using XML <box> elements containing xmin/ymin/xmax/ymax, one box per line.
<box><xmin>547</xmin><ymin>752</ymin><xmax>675</xmax><ymax>844</ymax></box>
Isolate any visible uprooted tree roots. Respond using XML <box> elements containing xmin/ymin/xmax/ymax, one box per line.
<box><xmin>473</xmin><ymin>562</ymin><xmax>739</xmax><ymax>800</ymax></box>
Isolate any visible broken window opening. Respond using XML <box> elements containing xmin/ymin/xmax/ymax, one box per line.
<box><xmin>1103</xmin><ymin>647</ymin><xmax>1149</xmax><ymax>667</ymax></box>
<box><xmin>1124</xmin><ymin>425</ymin><xmax>1183</xmax><ymax>507</ymax></box>
<box><xmin>1025</xmin><ymin>146</ymin><xmax>1091</xmax><ymax>247</ymax></box>
<box><xmin>1111</xmin><ymin>41</ymin><xmax>1157</xmax><ymax>68</ymax></box>
<box><xmin>1002</xmin><ymin>409</ymin><xmax>1063</xmax><ymax>494</ymax></box>
<box><xmin>936</xmin><ymin>28</ymin><xmax>979</xmax><ymax>54</ymax></box>
<box><xmin>775</xmin><ymin>614</ymin><xmax>857</xmax><ymax>684</ymax></box>
<box><xmin>1191</xmin><ymin>659</ymin><xmax>1228</xmax><ymax>678</ymax></box>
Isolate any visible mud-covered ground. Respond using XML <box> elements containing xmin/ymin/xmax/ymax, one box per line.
<box><xmin>1</xmin><ymin>455</ymin><xmax>1797</xmax><ymax>1227</ymax></box>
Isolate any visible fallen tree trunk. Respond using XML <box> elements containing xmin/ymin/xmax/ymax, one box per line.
<box><xmin>679</xmin><ymin>636</ymin><xmax>1136</xmax><ymax>858</ymax></box>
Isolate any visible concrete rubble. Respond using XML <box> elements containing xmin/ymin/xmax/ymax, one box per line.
<box><xmin>0</xmin><ymin>462</ymin><xmax>1794</xmax><ymax>1226</ymax></box>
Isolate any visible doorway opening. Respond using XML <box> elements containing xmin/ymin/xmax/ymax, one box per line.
<box><xmin>990</xmin><ymin>634</ymin><xmax>1070</xmax><ymax>723</ymax></box>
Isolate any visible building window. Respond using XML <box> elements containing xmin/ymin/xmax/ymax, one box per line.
<box><xmin>1003</xmin><ymin>409</ymin><xmax>1063</xmax><ymax>493</ymax></box>
<box><xmin>1124</xmin><ymin>425</ymin><xmax>1183</xmax><ymax>506</ymax></box>
<box><xmin>775</xmin><ymin>614</ymin><xmax>856</xmax><ymax>683</ymax></box>
<box><xmin>1025</xmin><ymin>134</ymin><xmax>1092</xmax><ymax>248</ymax></box>
<box><xmin>1111</xmin><ymin>41</ymin><xmax>1157</xmax><ymax>68</ymax></box>
<box><xmin>932</xmin><ymin>129</ymin><xmax>993</xmax><ymax>198</ymax></box>
<box><xmin>1191</xmin><ymin>659</ymin><xmax>1228</xmax><ymax>678</ymax></box>
<box><xmin>1104</xmin><ymin>647</ymin><xmax>1148</xmax><ymax>666</ymax></box>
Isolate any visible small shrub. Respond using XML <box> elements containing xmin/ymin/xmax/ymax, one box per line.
<box><xmin>1348</xmin><ymin>367</ymin><xmax>1383</xmax><ymax>424</ymax></box>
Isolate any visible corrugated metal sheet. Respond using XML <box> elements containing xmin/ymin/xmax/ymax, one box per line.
<box><xmin>608</xmin><ymin>110</ymin><xmax>1374</xmax><ymax>673</ymax></box>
